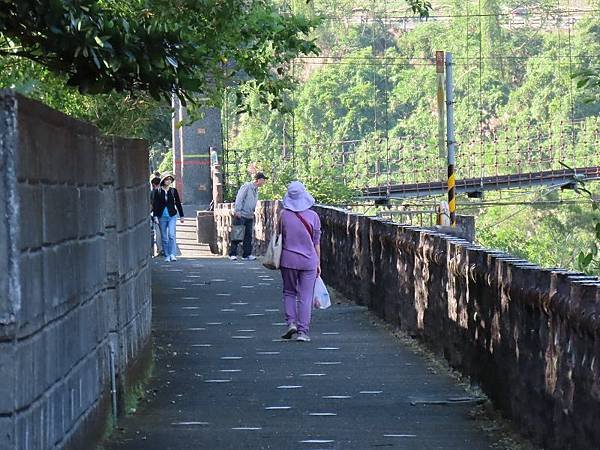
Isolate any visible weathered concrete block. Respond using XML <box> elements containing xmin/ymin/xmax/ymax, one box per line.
<box><xmin>43</xmin><ymin>185</ymin><xmax>78</xmax><ymax>245</ymax></box>
<box><xmin>28</xmin><ymin>114</ymin><xmax>74</xmax><ymax>184</ymax></box>
<box><xmin>133</xmin><ymin>184</ymin><xmax>150</xmax><ymax>224</ymax></box>
<box><xmin>73</xmin><ymin>131</ymin><xmax>101</xmax><ymax>186</ymax></box>
<box><xmin>77</xmin><ymin>237</ymin><xmax>106</xmax><ymax>299</ymax></box>
<box><xmin>15</xmin><ymin>100</ymin><xmax>43</xmax><ymax>182</ymax></box>
<box><xmin>43</xmin><ymin>324</ymin><xmax>59</xmax><ymax>387</ymax></box>
<box><xmin>0</xmin><ymin>416</ymin><xmax>14</xmax><ymax>450</ymax></box>
<box><xmin>117</xmin><ymin>277</ymin><xmax>134</xmax><ymax>327</ymax></box>
<box><xmin>17</xmin><ymin>184</ymin><xmax>42</xmax><ymax>251</ymax></box>
<box><xmin>115</xmin><ymin>190</ymin><xmax>128</xmax><ymax>233</ymax></box>
<box><xmin>59</xmin><ymin>384</ymin><xmax>71</xmax><ymax>436</ymax></box>
<box><xmin>66</xmin><ymin>371</ymin><xmax>81</xmax><ymax>426</ymax></box>
<box><xmin>15</xmin><ymin>400</ymin><xmax>45</xmax><ymax>450</ymax></box>
<box><xmin>15</xmin><ymin>337</ymin><xmax>34</xmax><ymax>410</ymax></box>
<box><xmin>43</xmin><ymin>243</ymin><xmax>78</xmax><ymax>317</ymax></box>
<box><xmin>132</xmin><ymin>221</ymin><xmax>151</xmax><ymax>268</ymax></box>
<box><xmin>113</xmin><ymin>144</ymin><xmax>128</xmax><ymax>190</ymax></box>
<box><xmin>32</xmin><ymin>334</ymin><xmax>48</xmax><ymax>398</ymax></box>
<box><xmin>80</xmin><ymin>297</ymin><xmax>99</xmax><ymax>355</ymax></box>
<box><xmin>17</xmin><ymin>251</ymin><xmax>44</xmax><ymax>331</ymax></box>
<box><xmin>77</xmin><ymin>187</ymin><xmax>104</xmax><ymax>238</ymax></box>
<box><xmin>0</xmin><ymin>343</ymin><xmax>15</xmax><ymax>413</ymax></box>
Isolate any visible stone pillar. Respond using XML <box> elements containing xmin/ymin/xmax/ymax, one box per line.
<box><xmin>172</xmin><ymin>97</ymin><xmax>223</xmax><ymax>210</ymax></box>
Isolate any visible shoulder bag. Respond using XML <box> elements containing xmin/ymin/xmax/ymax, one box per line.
<box><xmin>262</xmin><ymin>215</ymin><xmax>282</xmax><ymax>270</ymax></box>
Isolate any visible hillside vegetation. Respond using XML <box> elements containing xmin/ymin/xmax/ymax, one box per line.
<box><xmin>224</xmin><ymin>0</ymin><xmax>600</xmax><ymax>273</ymax></box>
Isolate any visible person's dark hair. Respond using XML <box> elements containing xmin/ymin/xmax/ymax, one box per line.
<box><xmin>254</xmin><ymin>172</ymin><xmax>268</xmax><ymax>181</ymax></box>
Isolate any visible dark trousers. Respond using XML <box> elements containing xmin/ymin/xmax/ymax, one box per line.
<box><xmin>229</xmin><ymin>217</ymin><xmax>254</xmax><ymax>257</ymax></box>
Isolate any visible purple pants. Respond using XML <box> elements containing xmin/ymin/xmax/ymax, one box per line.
<box><xmin>280</xmin><ymin>267</ymin><xmax>317</xmax><ymax>334</ymax></box>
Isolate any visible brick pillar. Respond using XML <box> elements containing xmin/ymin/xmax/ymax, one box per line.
<box><xmin>172</xmin><ymin>97</ymin><xmax>223</xmax><ymax>210</ymax></box>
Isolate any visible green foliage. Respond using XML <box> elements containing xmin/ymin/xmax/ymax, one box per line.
<box><xmin>0</xmin><ymin>0</ymin><xmax>321</xmax><ymax>114</ymax></box>
<box><xmin>574</xmin><ymin>193</ymin><xmax>600</xmax><ymax>275</ymax></box>
<box><xmin>222</xmin><ymin>0</ymin><xmax>600</xmax><ymax>272</ymax></box>
<box><xmin>476</xmin><ymin>191</ymin><xmax>599</xmax><ymax>271</ymax></box>
<box><xmin>0</xmin><ymin>55</ymin><xmax>171</xmax><ymax>145</ymax></box>
<box><xmin>158</xmin><ymin>150</ymin><xmax>174</xmax><ymax>174</ymax></box>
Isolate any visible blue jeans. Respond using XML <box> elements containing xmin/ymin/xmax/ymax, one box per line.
<box><xmin>159</xmin><ymin>215</ymin><xmax>177</xmax><ymax>257</ymax></box>
<box><xmin>229</xmin><ymin>217</ymin><xmax>254</xmax><ymax>258</ymax></box>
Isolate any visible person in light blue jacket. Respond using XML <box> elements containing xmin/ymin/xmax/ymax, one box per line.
<box><xmin>229</xmin><ymin>172</ymin><xmax>268</xmax><ymax>260</ymax></box>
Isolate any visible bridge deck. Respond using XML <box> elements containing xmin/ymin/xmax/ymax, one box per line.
<box><xmin>361</xmin><ymin>166</ymin><xmax>600</xmax><ymax>199</ymax></box>
<box><xmin>104</xmin><ymin>232</ymin><xmax>518</xmax><ymax>449</ymax></box>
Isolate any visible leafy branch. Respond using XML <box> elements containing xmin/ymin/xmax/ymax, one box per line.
<box><xmin>0</xmin><ymin>0</ymin><xmax>321</xmax><ymax>111</ymax></box>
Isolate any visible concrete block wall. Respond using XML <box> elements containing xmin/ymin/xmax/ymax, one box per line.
<box><xmin>216</xmin><ymin>200</ymin><xmax>600</xmax><ymax>450</ymax></box>
<box><xmin>0</xmin><ymin>91</ymin><xmax>151</xmax><ymax>450</ymax></box>
<box><xmin>315</xmin><ymin>206</ymin><xmax>600</xmax><ymax>450</ymax></box>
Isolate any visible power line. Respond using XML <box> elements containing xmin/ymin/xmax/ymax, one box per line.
<box><xmin>315</xmin><ymin>9</ymin><xmax>600</xmax><ymax>21</ymax></box>
<box><xmin>296</xmin><ymin>54</ymin><xmax>600</xmax><ymax>60</ymax></box>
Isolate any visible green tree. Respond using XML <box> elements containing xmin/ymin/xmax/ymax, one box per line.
<box><xmin>0</xmin><ymin>0</ymin><xmax>321</xmax><ymax>112</ymax></box>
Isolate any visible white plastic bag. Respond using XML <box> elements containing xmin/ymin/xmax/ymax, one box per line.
<box><xmin>313</xmin><ymin>276</ymin><xmax>331</xmax><ymax>309</ymax></box>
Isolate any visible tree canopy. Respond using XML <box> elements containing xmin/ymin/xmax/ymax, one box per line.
<box><xmin>0</xmin><ymin>0</ymin><xmax>322</xmax><ymax>109</ymax></box>
<box><xmin>0</xmin><ymin>0</ymin><xmax>433</xmax><ymax>111</ymax></box>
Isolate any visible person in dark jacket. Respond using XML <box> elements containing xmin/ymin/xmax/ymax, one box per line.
<box><xmin>150</xmin><ymin>173</ymin><xmax>163</xmax><ymax>256</ymax></box>
<box><xmin>152</xmin><ymin>173</ymin><xmax>184</xmax><ymax>262</ymax></box>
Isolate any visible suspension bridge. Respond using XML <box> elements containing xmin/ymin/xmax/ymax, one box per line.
<box><xmin>361</xmin><ymin>165</ymin><xmax>600</xmax><ymax>200</ymax></box>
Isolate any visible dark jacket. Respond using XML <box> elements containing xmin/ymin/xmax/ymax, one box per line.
<box><xmin>152</xmin><ymin>187</ymin><xmax>184</xmax><ymax>218</ymax></box>
<box><xmin>150</xmin><ymin>188</ymin><xmax>159</xmax><ymax>209</ymax></box>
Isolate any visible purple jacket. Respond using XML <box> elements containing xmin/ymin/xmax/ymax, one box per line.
<box><xmin>279</xmin><ymin>209</ymin><xmax>321</xmax><ymax>270</ymax></box>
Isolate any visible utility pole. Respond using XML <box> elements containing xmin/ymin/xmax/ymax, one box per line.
<box><xmin>445</xmin><ymin>52</ymin><xmax>457</xmax><ymax>227</ymax></box>
<box><xmin>435</xmin><ymin>51</ymin><xmax>446</xmax><ymax>160</ymax></box>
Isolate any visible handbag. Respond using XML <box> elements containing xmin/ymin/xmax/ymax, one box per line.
<box><xmin>231</xmin><ymin>217</ymin><xmax>245</xmax><ymax>241</ymax></box>
<box><xmin>262</xmin><ymin>232</ymin><xmax>282</xmax><ymax>270</ymax></box>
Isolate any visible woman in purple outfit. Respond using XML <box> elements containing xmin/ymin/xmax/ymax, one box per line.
<box><xmin>279</xmin><ymin>181</ymin><xmax>321</xmax><ymax>342</ymax></box>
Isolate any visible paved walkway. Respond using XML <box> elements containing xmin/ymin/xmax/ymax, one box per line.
<box><xmin>105</xmin><ymin>231</ymin><xmax>506</xmax><ymax>450</ymax></box>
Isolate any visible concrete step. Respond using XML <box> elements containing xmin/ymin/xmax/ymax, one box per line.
<box><xmin>176</xmin><ymin>217</ymin><xmax>212</xmax><ymax>258</ymax></box>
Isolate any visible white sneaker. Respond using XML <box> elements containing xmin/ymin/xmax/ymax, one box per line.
<box><xmin>170</xmin><ymin>255</ymin><xmax>177</xmax><ymax>261</ymax></box>
<box><xmin>164</xmin><ymin>256</ymin><xmax>171</xmax><ymax>262</ymax></box>
<box><xmin>296</xmin><ymin>332</ymin><xmax>311</xmax><ymax>342</ymax></box>
<box><xmin>241</xmin><ymin>255</ymin><xmax>256</xmax><ymax>261</ymax></box>
<box><xmin>228</xmin><ymin>255</ymin><xmax>237</xmax><ymax>261</ymax></box>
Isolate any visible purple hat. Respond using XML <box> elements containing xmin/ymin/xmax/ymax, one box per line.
<box><xmin>282</xmin><ymin>181</ymin><xmax>315</xmax><ymax>212</ymax></box>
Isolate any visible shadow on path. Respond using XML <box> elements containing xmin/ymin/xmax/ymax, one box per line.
<box><xmin>105</xmin><ymin>251</ymin><xmax>503</xmax><ymax>450</ymax></box>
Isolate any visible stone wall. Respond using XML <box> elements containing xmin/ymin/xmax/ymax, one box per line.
<box><xmin>0</xmin><ymin>91</ymin><xmax>152</xmax><ymax>450</ymax></box>
<box><xmin>214</xmin><ymin>199</ymin><xmax>600</xmax><ymax>450</ymax></box>
<box><xmin>213</xmin><ymin>201</ymin><xmax>281</xmax><ymax>256</ymax></box>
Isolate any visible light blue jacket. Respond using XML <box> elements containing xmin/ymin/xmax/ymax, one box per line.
<box><xmin>234</xmin><ymin>182</ymin><xmax>258</xmax><ymax>219</ymax></box>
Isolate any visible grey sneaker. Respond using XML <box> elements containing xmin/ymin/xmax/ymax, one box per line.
<box><xmin>228</xmin><ymin>255</ymin><xmax>237</xmax><ymax>260</ymax></box>
<box><xmin>281</xmin><ymin>324</ymin><xmax>297</xmax><ymax>340</ymax></box>
<box><xmin>296</xmin><ymin>332</ymin><xmax>311</xmax><ymax>342</ymax></box>
<box><xmin>242</xmin><ymin>255</ymin><xmax>257</xmax><ymax>261</ymax></box>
